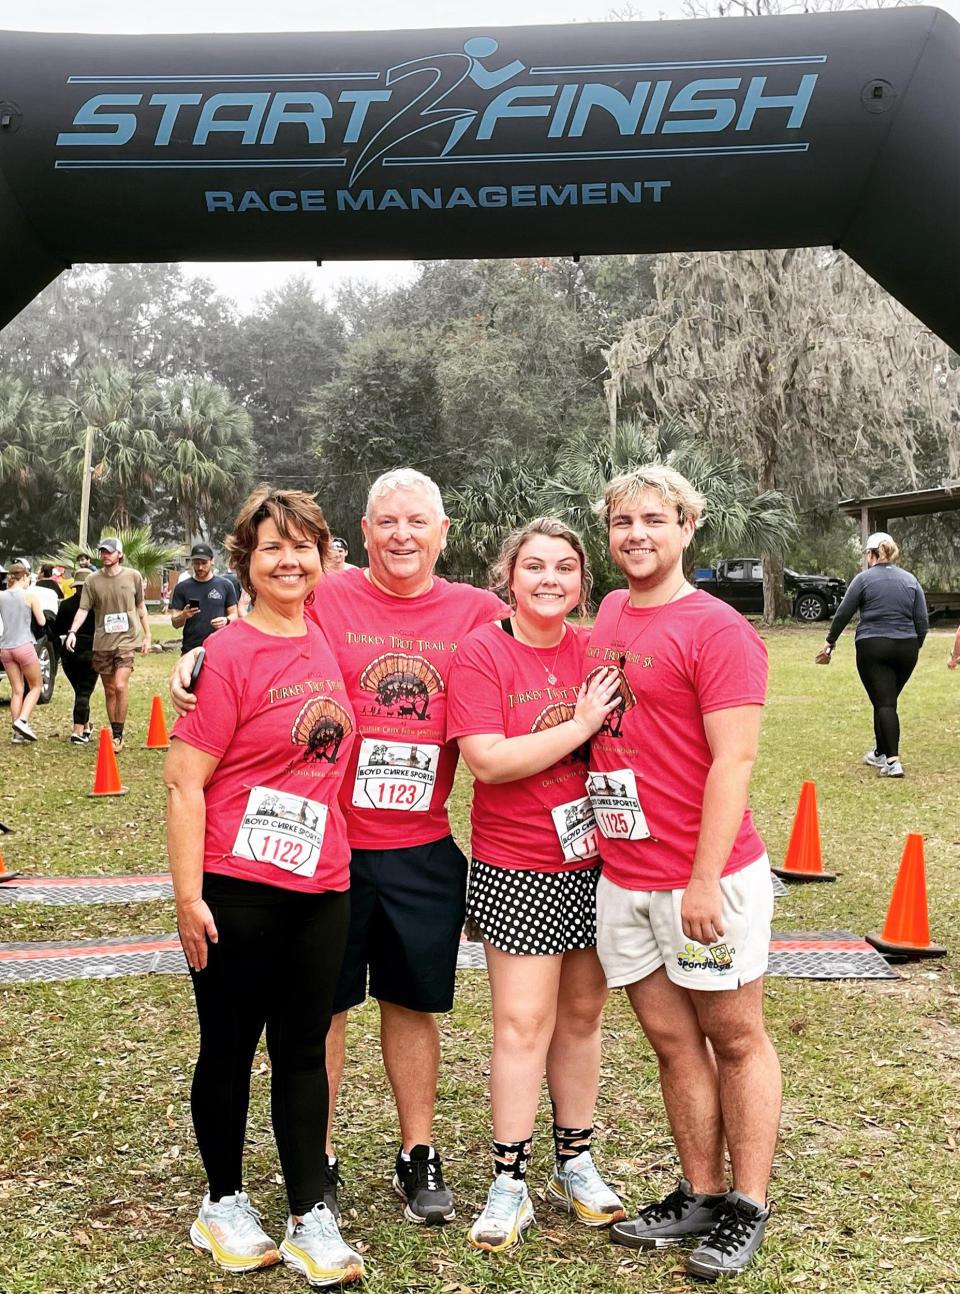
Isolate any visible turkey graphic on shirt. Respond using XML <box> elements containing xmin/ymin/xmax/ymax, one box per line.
<box><xmin>289</xmin><ymin>696</ymin><xmax>353</xmax><ymax>765</ymax></box>
<box><xmin>583</xmin><ymin>665</ymin><xmax>636</xmax><ymax>739</ymax></box>
<box><xmin>358</xmin><ymin>652</ymin><xmax>445</xmax><ymax>721</ymax></box>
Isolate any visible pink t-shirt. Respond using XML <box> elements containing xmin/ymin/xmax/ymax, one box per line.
<box><xmin>171</xmin><ymin>618</ymin><xmax>355</xmax><ymax>893</ymax></box>
<box><xmin>309</xmin><ymin>567</ymin><xmax>508</xmax><ymax>850</ymax></box>
<box><xmin>447</xmin><ymin>622</ymin><xmax>597</xmax><ymax>873</ymax></box>
<box><xmin>585</xmin><ymin>589</ymin><xmax>767</xmax><ymax>891</ymax></box>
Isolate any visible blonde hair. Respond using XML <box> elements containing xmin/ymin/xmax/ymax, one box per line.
<box><xmin>5</xmin><ymin>563</ymin><xmax>29</xmax><ymax>586</ymax></box>
<box><xmin>595</xmin><ymin>464</ymin><xmax>706</xmax><ymax>530</ymax></box>
<box><xmin>490</xmin><ymin>517</ymin><xmax>592</xmax><ymax>616</ymax></box>
<box><xmin>225</xmin><ymin>485</ymin><xmax>330</xmax><ymax>602</ymax></box>
<box><xmin>871</xmin><ymin>538</ymin><xmax>900</xmax><ymax>564</ymax></box>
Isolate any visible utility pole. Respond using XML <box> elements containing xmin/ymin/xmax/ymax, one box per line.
<box><xmin>78</xmin><ymin>424</ymin><xmax>94</xmax><ymax>550</ymax></box>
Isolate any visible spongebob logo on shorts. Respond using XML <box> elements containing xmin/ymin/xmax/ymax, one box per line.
<box><xmin>676</xmin><ymin>941</ymin><xmax>736</xmax><ymax>973</ymax></box>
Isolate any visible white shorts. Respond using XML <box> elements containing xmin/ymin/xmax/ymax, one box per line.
<box><xmin>596</xmin><ymin>854</ymin><xmax>773</xmax><ymax>992</ymax></box>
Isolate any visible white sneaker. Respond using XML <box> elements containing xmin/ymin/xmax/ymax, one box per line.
<box><xmin>863</xmin><ymin>750</ymin><xmax>887</xmax><ymax>768</ymax></box>
<box><xmin>469</xmin><ymin>1175</ymin><xmax>535</xmax><ymax>1252</ymax></box>
<box><xmin>547</xmin><ymin>1150</ymin><xmax>626</xmax><ymax>1226</ymax></box>
<box><xmin>12</xmin><ymin>718</ymin><xmax>37</xmax><ymax>742</ymax></box>
<box><xmin>280</xmin><ymin>1203</ymin><xmax>365</xmax><ymax>1286</ymax></box>
<box><xmin>189</xmin><ymin>1191</ymin><xmax>280</xmax><ymax>1272</ymax></box>
<box><xmin>878</xmin><ymin>757</ymin><xmax>904</xmax><ymax>778</ymax></box>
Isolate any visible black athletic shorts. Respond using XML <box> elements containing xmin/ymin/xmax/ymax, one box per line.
<box><xmin>332</xmin><ymin>835</ymin><xmax>468</xmax><ymax>1015</ymax></box>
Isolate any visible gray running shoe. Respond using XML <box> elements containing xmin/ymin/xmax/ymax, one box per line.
<box><xmin>610</xmin><ymin>1178</ymin><xmax>726</xmax><ymax>1249</ymax></box>
<box><xmin>189</xmin><ymin>1191</ymin><xmax>280</xmax><ymax>1273</ymax></box>
<box><xmin>11</xmin><ymin>732</ymin><xmax>27</xmax><ymax>744</ymax></box>
<box><xmin>863</xmin><ymin>750</ymin><xmax>887</xmax><ymax>768</ymax></box>
<box><xmin>393</xmin><ymin>1144</ymin><xmax>455</xmax><ymax>1224</ymax></box>
<box><xmin>878</xmin><ymin>757</ymin><xmax>904</xmax><ymax>778</ymax></box>
<box><xmin>469</xmin><ymin>1174</ymin><xmax>535</xmax><ymax>1252</ymax></box>
<box><xmin>280</xmin><ymin>1203</ymin><xmax>364</xmax><ymax>1287</ymax></box>
<box><xmin>12</xmin><ymin>718</ymin><xmax>37</xmax><ymax>742</ymax></box>
<box><xmin>685</xmin><ymin>1191</ymin><xmax>771</xmax><ymax>1278</ymax></box>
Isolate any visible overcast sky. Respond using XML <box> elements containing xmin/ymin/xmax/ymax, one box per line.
<box><xmin>7</xmin><ymin>1</ymin><xmax>957</xmax><ymax>310</ymax></box>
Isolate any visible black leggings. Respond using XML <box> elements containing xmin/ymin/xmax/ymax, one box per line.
<box><xmin>60</xmin><ymin>648</ymin><xmax>98</xmax><ymax>726</ymax></box>
<box><xmin>188</xmin><ymin>874</ymin><xmax>350</xmax><ymax>1215</ymax></box>
<box><xmin>855</xmin><ymin>636</ymin><xmax>919</xmax><ymax>758</ymax></box>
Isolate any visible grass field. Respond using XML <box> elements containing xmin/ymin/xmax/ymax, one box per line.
<box><xmin>1</xmin><ymin>625</ymin><xmax>959</xmax><ymax>1293</ymax></box>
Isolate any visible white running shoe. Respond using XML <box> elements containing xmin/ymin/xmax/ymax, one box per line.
<box><xmin>547</xmin><ymin>1150</ymin><xmax>626</xmax><ymax>1226</ymax></box>
<box><xmin>12</xmin><ymin>718</ymin><xmax>37</xmax><ymax>742</ymax></box>
<box><xmin>863</xmin><ymin>750</ymin><xmax>887</xmax><ymax>768</ymax></box>
<box><xmin>189</xmin><ymin>1191</ymin><xmax>280</xmax><ymax>1273</ymax></box>
<box><xmin>279</xmin><ymin>1203</ymin><xmax>365</xmax><ymax>1286</ymax></box>
<box><xmin>878</xmin><ymin>757</ymin><xmax>904</xmax><ymax>778</ymax></box>
<box><xmin>469</xmin><ymin>1175</ymin><xmax>535</xmax><ymax>1252</ymax></box>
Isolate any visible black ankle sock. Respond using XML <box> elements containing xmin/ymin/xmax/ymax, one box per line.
<box><xmin>492</xmin><ymin>1136</ymin><xmax>533</xmax><ymax>1181</ymax></box>
<box><xmin>553</xmin><ymin>1123</ymin><xmax>593</xmax><ymax>1165</ymax></box>
<box><xmin>111</xmin><ymin>722</ymin><xmax>124</xmax><ymax>741</ymax></box>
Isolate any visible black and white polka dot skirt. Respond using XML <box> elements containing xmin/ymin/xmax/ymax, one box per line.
<box><xmin>465</xmin><ymin>859</ymin><xmax>601</xmax><ymax>956</ymax></box>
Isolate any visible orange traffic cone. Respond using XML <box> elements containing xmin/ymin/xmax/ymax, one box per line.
<box><xmin>771</xmin><ymin>781</ymin><xmax>836</xmax><ymax>883</ymax></box>
<box><xmin>866</xmin><ymin>834</ymin><xmax>946</xmax><ymax>959</ymax></box>
<box><xmin>88</xmin><ymin>728</ymin><xmax>128</xmax><ymax>798</ymax></box>
<box><xmin>143</xmin><ymin>696</ymin><xmax>170</xmax><ymax>750</ymax></box>
<box><xmin>0</xmin><ymin>840</ymin><xmax>21</xmax><ymax>882</ymax></box>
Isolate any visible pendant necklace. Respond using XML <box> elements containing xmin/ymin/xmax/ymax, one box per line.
<box><xmin>612</xmin><ymin>579</ymin><xmax>689</xmax><ymax>668</ymax></box>
<box><xmin>517</xmin><ymin>622</ymin><xmax>567</xmax><ymax>686</ymax></box>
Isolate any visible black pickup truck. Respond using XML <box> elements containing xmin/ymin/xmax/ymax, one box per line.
<box><xmin>694</xmin><ymin>558</ymin><xmax>846</xmax><ymax>622</ymax></box>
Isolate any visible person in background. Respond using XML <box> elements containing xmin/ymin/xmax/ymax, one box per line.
<box><xmin>165</xmin><ymin>486</ymin><xmax>363</xmax><ymax>1287</ymax></box>
<box><xmin>447</xmin><ymin>519</ymin><xmax>624</xmax><ymax>1253</ymax></box>
<box><xmin>73</xmin><ymin>553</ymin><xmax>93</xmax><ymax>582</ymax></box>
<box><xmin>0</xmin><ymin>562</ymin><xmax>46</xmax><ymax>742</ymax></box>
<box><xmin>55</xmin><ymin>580</ymin><xmax>98</xmax><ymax>744</ymax></box>
<box><xmin>948</xmin><ymin>623</ymin><xmax>960</xmax><ymax>671</ymax></box>
<box><xmin>323</xmin><ymin>538</ymin><xmax>356</xmax><ymax>574</ymax></box>
<box><xmin>170</xmin><ymin>543</ymin><xmax>238</xmax><ymax>655</ymax></box>
<box><xmin>65</xmin><ymin>537</ymin><xmax>151</xmax><ymax>754</ymax></box>
<box><xmin>819</xmin><ymin>531</ymin><xmax>927</xmax><ymax>779</ymax></box>
<box><xmin>36</xmin><ymin>564</ymin><xmax>63</xmax><ymax>597</ymax></box>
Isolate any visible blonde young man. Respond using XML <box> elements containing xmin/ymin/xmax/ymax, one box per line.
<box><xmin>585</xmin><ymin>466</ymin><xmax>780</xmax><ymax>1281</ymax></box>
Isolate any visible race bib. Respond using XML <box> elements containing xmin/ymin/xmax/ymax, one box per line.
<box><xmin>587</xmin><ymin>768</ymin><xmax>650</xmax><ymax>840</ymax></box>
<box><xmin>231</xmin><ymin>786</ymin><xmax>328</xmax><ymax>878</ymax></box>
<box><xmin>103</xmin><ymin>612</ymin><xmax>129</xmax><ymax>634</ymax></box>
<box><xmin>352</xmin><ymin>738</ymin><xmax>440</xmax><ymax>812</ymax></box>
<box><xmin>550</xmin><ymin>795</ymin><xmax>600</xmax><ymax>864</ymax></box>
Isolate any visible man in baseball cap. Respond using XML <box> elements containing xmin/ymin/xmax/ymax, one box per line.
<box><xmin>169</xmin><ymin>542</ymin><xmax>237</xmax><ymax>655</ymax></box>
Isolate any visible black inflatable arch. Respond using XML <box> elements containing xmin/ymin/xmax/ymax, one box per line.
<box><xmin>1</xmin><ymin>7</ymin><xmax>958</xmax><ymax>347</ymax></box>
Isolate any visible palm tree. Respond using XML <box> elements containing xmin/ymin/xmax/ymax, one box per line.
<box><xmin>54</xmin><ymin>526</ymin><xmax>180</xmax><ymax>583</ymax></box>
<box><xmin>158</xmin><ymin>378</ymin><xmax>254</xmax><ymax>546</ymax></box>
<box><xmin>49</xmin><ymin>364</ymin><xmax>165</xmax><ymax>540</ymax></box>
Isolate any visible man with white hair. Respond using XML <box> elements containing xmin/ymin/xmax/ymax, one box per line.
<box><xmin>174</xmin><ymin>469</ymin><xmax>506</xmax><ymax>1230</ymax></box>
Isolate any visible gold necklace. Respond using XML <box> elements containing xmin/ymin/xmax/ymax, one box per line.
<box><xmin>513</xmin><ymin>621</ymin><xmax>567</xmax><ymax>687</ymax></box>
<box><xmin>612</xmin><ymin>579</ymin><xmax>689</xmax><ymax>669</ymax></box>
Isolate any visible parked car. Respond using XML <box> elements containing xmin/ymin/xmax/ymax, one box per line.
<box><xmin>694</xmin><ymin>558</ymin><xmax>846</xmax><ymax>622</ymax></box>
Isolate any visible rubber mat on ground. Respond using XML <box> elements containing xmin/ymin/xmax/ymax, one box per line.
<box><xmin>768</xmin><ymin>930</ymin><xmax>897</xmax><ymax>979</ymax></box>
<box><xmin>0</xmin><ymin>930</ymin><xmax>896</xmax><ymax>984</ymax></box>
<box><xmin>0</xmin><ymin>874</ymin><xmax>173</xmax><ymax>905</ymax></box>
<box><xmin>770</xmin><ymin>872</ymin><xmax>789</xmax><ymax>897</ymax></box>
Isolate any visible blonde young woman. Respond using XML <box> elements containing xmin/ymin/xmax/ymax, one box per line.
<box><xmin>0</xmin><ymin>562</ymin><xmax>46</xmax><ymax>742</ymax></box>
<box><xmin>447</xmin><ymin>519</ymin><xmax>625</xmax><ymax>1252</ymax></box>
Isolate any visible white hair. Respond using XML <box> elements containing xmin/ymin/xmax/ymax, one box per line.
<box><xmin>365</xmin><ymin>468</ymin><xmax>447</xmax><ymax>522</ymax></box>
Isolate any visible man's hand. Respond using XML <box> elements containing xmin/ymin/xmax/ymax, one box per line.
<box><xmin>209</xmin><ymin>616</ymin><xmax>228</xmax><ymax>630</ymax></box>
<box><xmin>171</xmin><ymin>648</ymin><xmax>202</xmax><ymax>714</ymax></box>
<box><xmin>176</xmin><ymin>897</ymin><xmax>218</xmax><ymax>972</ymax></box>
<box><xmin>681</xmin><ymin>876</ymin><xmax>725</xmax><ymax>946</ymax></box>
<box><xmin>140</xmin><ymin>636</ymin><xmax>152</xmax><ymax>656</ymax></box>
<box><xmin>64</xmin><ymin>631</ymin><xmax>77</xmax><ymax>653</ymax></box>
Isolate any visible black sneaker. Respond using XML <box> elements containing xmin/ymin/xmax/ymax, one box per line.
<box><xmin>323</xmin><ymin>1157</ymin><xmax>343</xmax><ymax>1223</ymax></box>
<box><xmin>685</xmin><ymin>1191</ymin><xmax>771</xmax><ymax>1279</ymax></box>
<box><xmin>392</xmin><ymin>1145</ymin><xmax>455</xmax><ymax>1225</ymax></box>
<box><xmin>610</xmin><ymin>1178</ymin><xmax>726</xmax><ymax>1249</ymax></box>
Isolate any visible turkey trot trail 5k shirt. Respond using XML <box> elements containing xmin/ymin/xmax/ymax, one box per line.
<box><xmin>171</xmin><ymin>618</ymin><xmax>355</xmax><ymax>894</ymax></box>
<box><xmin>308</xmin><ymin>567</ymin><xmax>508</xmax><ymax>850</ymax></box>
<box><xmin>447</xmin><ymin>622</ymin><xmax>598</xmax><ymax>873</ymax></box>
<box><xmin>586</xmin><ymin>589</ymin><xmax>768</xmax><ymax>892</ymax></box>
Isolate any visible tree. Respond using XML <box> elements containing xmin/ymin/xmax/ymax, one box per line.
<box><xmin>49</xmin><ymin>365</ymin><xmax>165</xmax><ymax>536</ymax></box>
<box><xmin>604</xmin><ymin>248</ymin><xmax>960</xmax><ymax>620</ymax></box>
<box><xmin>158</xmin><ymin>378</ymin><xmax>255</xmax><ymax>546</ymax></box>
<box><xmin>53</xmin><ymin>527</ymin><xmax>180</xmax><ymax>583</ymax></box>
<box><xmin>0</xmin><ymin>377</ymin><xmax>60</xmax><ymax>556</ymax></box>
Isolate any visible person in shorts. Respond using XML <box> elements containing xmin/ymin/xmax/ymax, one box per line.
<box><xmin>448</xmin><ymin>518</ymin><xmax>624</xmax><ymax>1253</ymax></box>
<box><xmin>65</xmin><ymin>537</ymin><xmax>151</xmax><ymax>753</ymax></box>
<box><xmin>585</xmin><ymin>466</ymin><xmax>780</xmax><ymax>1281</ymax></box>
<box><xmin>172</xmin><ymin>469</ymin><xmax>508</xmax><ymax>1232</ymax></box>
<box><xmin>0</xmin><ymin>562</ymin><xmax>46</xmax><ymax>742</ymax></box>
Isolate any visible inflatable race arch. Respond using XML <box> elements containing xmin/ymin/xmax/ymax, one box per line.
<box><xmin>0</xmin><ymin>6</ymin><xmax>957</xmax><ymax>347</ymax></box>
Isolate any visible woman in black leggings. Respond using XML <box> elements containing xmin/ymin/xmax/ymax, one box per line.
<box><xmin>164</xmin><ymin>487</ymin><xmax>363</xmax><ymax>1287</ymax></box>
<box><xmin>819</xmin><ymin>531</ymin><xmax>927</xmax><ymax>779</ymax></box>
